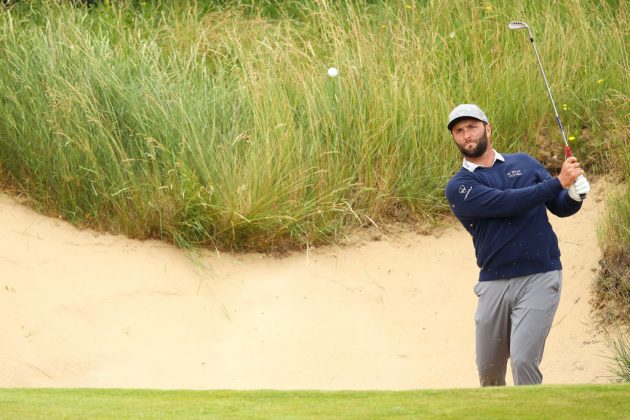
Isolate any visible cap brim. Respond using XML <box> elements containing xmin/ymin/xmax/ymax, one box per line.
<box><xmin>447</xmin><ymin>116</ymin><xmax>484</xmax><ymax>131</ymax></box>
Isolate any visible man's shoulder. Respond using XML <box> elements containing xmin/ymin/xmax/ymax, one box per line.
<box><xmin>446</xmin><ymin>168</ymin><xmax>476</xmax><ymax>198</ymax></box>
<box><xmin>502</xmin><ymin>152</ymin><xmax>540</xmax><ymax>165</ymax></box>
<box><xmin>446</xmin><ymin>168</ymin><xmax>473</xmax><ymax>185</ymax></box>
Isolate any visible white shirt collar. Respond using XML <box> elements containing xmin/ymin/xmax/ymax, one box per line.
<box><xmin>462</xmin><ymin>150</ymin><xmax>505</xmax><ymax>172</ymax></box>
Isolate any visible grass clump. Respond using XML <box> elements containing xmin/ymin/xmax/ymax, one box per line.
<box><xmin>608</xmin><ymin>330</ymin><xmax>630</xmax><ymax>383</ymax></box>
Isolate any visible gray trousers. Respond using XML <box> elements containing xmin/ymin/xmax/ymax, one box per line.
<box><xmin>474</xmin><ymin>270</ymin><xmax>562</xmax><ymax>386</ymax></box>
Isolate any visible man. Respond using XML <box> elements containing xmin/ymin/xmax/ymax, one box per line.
<box><xmin>444</xmin><ymin>104</ymin><xmax>591</xmax><ymax>386</ymax></box>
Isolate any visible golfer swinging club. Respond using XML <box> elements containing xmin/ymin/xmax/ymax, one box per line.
<box><xmin>445</xmin><ymin>104</ymin><xmax>590</xmax><ymax>386</ymax></box>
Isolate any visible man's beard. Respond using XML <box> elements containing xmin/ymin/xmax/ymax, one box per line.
<box><xmin>457</xmin><ymin>131</ymin><xmax>488</xmax><ymax>158</ymax></box>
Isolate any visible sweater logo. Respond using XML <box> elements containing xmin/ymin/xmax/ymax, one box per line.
<box><xmin>507</xmin><ymin>169</ymin><xmax>523</xmax><ymax>178</ymax></box>
<box><xmin>458</xmin><ymin>185</ymin><xmax>472</xmax><ymax>199</ymax></box>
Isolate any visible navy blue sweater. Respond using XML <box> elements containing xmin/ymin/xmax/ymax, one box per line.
<box><xmin>445</xmin><ymin>153</ymin><xmax>582</xmax><ymax>281</ymax></box>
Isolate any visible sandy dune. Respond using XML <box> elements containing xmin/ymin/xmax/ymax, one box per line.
<box><xmin>0</xmin><ymin>182</ymin><xmax>613</xmax><ymax>390</ymax></box>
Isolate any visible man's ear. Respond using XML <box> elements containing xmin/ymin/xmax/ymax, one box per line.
<box><xmin>485</xmin><ymin>123</ymin><xmax>492</xmax><ymax>138</ymax></box>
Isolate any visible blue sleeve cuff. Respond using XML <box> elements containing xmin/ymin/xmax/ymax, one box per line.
<box><xmin>548</xmin><ymin>177</ymin><xmax>564</xmax><ymax>195</ymax></box>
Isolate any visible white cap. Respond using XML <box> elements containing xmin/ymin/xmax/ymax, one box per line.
<box><xmin>447</xmin><ymin>104</ymin><xmax>489</xmax><ymax>131</ymax></box>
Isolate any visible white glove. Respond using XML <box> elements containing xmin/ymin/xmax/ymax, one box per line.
<box><xmin>568</xmin><ymin>174</ymin><xmax>590</xmax><ymax>201</ymax></box>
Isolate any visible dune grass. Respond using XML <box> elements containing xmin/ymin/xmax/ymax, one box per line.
<box><xmin>0</xmin><ymin>0</ymin><xmax>627</xmax><ymax>252</ymax></box>
<box><xmin>594</xmin><ymin>91</ymin><xmax>630</xmax><ymax>326</ymax></box>
<box><xmin>1</xmin><ymin>384</ymin><xmax>629</xmax><ymax>419</ymax></box>
<box><xmin>592</xmin><ymin>88</ymin><xmax>630</xmax><ymax>372</ymax></box>
<box><xmin>608</xmin><ymin>329</ymin><xmax>630</xmax><ymax>383</ymax></box>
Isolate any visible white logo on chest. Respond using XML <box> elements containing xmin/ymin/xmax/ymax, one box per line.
<box><xmin>507</xmin><ymin>169</ymin><xmax>523</xmax><ymax>178</ymax></box>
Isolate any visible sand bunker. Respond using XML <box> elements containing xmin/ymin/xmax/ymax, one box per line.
<box><xmin>0</xmin><ymin>181</ymin><xmax>613</xmax><ymax>389</ymax></box>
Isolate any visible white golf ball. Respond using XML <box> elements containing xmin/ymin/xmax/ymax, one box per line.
<box><xmin>327</xmin><ymin>67</ymin><xmax>338</xmax><ymax>77</ymax></box>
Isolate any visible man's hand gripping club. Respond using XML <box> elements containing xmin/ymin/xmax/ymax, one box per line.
<box><xmin>558</xmin><ymin>157</ymin><xmax>590</xmax><ymax>201</ymax></box>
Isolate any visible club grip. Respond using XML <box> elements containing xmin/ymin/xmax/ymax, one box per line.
<box><xmin>566</xmin><ymin>148</ymin><xmax>585</xmax><ymax>198</ymax></box>
<box><xmin>565</xmin><ymin>146</ymin><xmax>572</xmax><ymax>157</ymax></box>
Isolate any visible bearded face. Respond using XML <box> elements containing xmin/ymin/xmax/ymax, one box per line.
<box><xmin>456</xmin><ymin>129</ymin><xmax>488</xmax><ymax>158</ymax></box>
<box><xmin>450</xmin><ymin>119</ymin><xmax>490</xmax><ymax>159</ymax></box>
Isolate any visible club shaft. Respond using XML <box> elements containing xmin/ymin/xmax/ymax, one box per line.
<box><xmin>528</xmin><ymin>37</ymin><xmax>573</xmax><ymax>155</ymax></box>
<box><xmin>516</xmin><ymin>23</ymin><xmax>584</xmax><ymax>198</ymax></box>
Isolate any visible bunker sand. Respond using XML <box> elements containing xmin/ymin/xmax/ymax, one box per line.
<box><xmin>0</xmin><ymin>182</ymin><xmax>611</xmax><ymax>389</ymax></box>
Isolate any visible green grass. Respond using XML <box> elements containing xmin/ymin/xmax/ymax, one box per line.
<box><xmin>0</xmin><ymin>0</ymin><xmax>627</xmax><ymax>251</ymax></box>
<box><xmin>609</xmin><ymin>330</ymin><xmax>630</xmax><ymax>383</ymax></box>
<box><xmin>593</xmin><ymin>90</ymin><xmax>630</xmax><ymax>334</ymax></box>
<box><xmin>1</xmin><ymin>385</ymin><xmax>629</xmax><ymax>419</ymax></box>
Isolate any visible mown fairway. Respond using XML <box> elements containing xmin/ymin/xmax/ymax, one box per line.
<box><xmin>1</xmin><ymin>385</ymin><xmax>629</xmax><ymax>419</ymax></box>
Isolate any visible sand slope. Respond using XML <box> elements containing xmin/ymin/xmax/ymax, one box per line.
<box><xmin>0</xmin><ymin>182</ymin><xmax>612</xmax><ymax>390</ymax></box>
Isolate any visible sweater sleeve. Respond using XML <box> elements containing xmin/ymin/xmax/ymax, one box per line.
<box><xmin>535</xmin><ymin>165</ymin><xmax>583</xmax><ymax>217</ymax></box>
<box><xmin>446</xmin><ymin>174</ymin><xmax>564</xmax><ymax>219</ymax></box>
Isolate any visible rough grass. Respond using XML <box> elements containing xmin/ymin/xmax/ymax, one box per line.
<box><xmin>593</xmin><ymin>91</ymin><xmax>630</xmax><ymax>356</ymax></box>
<box><xmin>0</xmin><ymin>0</ymin><xmax>627</xmax><ymax>252</ymax></box>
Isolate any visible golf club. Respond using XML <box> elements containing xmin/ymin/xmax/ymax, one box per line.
<box><xmin>508</xmin><ymin>20</ymin><xmax>586</xmax><ymax>199</ymax></box>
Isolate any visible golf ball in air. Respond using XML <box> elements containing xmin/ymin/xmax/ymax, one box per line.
<box><xmin>327</xmin><ymin>67</ymin><xmax>339</xmax><ymax>77</ymax></box>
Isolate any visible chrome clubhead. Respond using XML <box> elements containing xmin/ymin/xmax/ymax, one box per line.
<box><xmin>508</xmin><ymin>21</ymin><xmax>533</xmax><ymax>38</ymax></box>
<box><xmin>508</xmin><ymin>21</ymin><xmax>529</xmax><ymax>30</ymax></box>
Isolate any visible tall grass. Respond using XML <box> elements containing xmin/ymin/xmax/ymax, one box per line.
<box><xmin>608</xmin><ymin>329</ymin><xmax>630</xmax><ymax>383</ymax></box>
<box><xmin>595</xmin><ymin>90</ymin><xmax>630</xmax><ymax>334</ymax></box>
<box><xmin>602</xmin><ymin>90</ymin><xmax>630</xmax><ymax>380</ymax></box>
<box><xmin>0</xmin><ymin>0</ymin><xmax>627</xmax><ymax>252</ymax></box>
